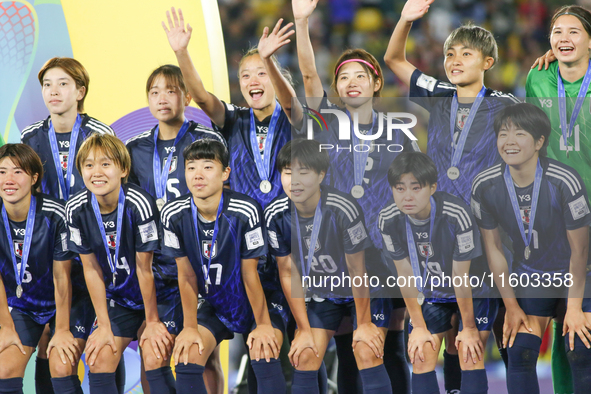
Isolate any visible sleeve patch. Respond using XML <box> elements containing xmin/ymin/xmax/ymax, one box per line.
<box><xmin>164</xmin><ymin>229</ymin><xmax>180</xmax><ymax>249</ymax></box>
<box><xmin>69</xmin><ymin>226</ymin><xmax>81</xmax><ymax>246</ymax></box>
<box><xmin>139</xmin><ymin>221</ymin><xmax>158</xmax><ymax>244</ymax></box>
<box><xmin>347</xmin><ymin>221</ymin><xmax>368</xmax><ymax>246</ymax></box>
<box><xmin>245</xmin><ymin>227</ymin><xmax>264</xmax><ymax>250</ymax></box>
<box><xmin>457</xmin><ymin>230</ymin><xmax>475</xmax><ymax>253</ymax></box>
<box><xmin>382</xmin><ymin>233</ymin><xmax>395</xmax><ymax>253</ymax></box>
<box><xmin>268</xmin><ymin>230</ymin><xmax>279</xmax><ymax>249</ymax></box>
<box><xmin>416</xmin><ymin>74</ymin><xmax>437</xmax><ymax>92</ymax></box>
<box><xmin>61</xmin><ymin>233</ymin><xmax>68</xmax><ymax>252</ymax></box>
<box><xmin>569</xmin><ymin>195</ymin><xmax>590</xmax><ymax>221</ymax></box>
<box><xmin>471</xmin><ymin>198</ymin><xmax>481</xmax><ymax>220</ymax></box>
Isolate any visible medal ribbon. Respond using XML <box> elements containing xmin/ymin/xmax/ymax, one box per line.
<box><xmin>405</xmin><ymin>196</ymin><xmax>436</xmax><ymax>294</ymax></box>
<box><xmin>91</xmin><ymin>188</ymin><xmax>125</xmax><ymax>284</ymax></box>
<box><xmin>347</xmin><ymin>110</ymin><xmax>376</xmax><ymax>189</ymax></box>
<box><xmin>503</xmin><ymin>160</ymin><xmax>543</xmax><ymax>258</ymax></box>
<box><xmin>153</xmin><ymin>120</ymin><xmax>190</xmax><ymax>200</ymax></box>
<box><xmin>557</xmin><ymin>60</ymin><xmax>591</xmax><ymax>150</ymax></box>
<box><xmin>48</xmin><ymin>114</ymin><xmax>83</xmax><ymax>200</ymax></box>
<box><xmin>295</xmin><ymin>198</ymin><xmax>322</xmax><ymax>279</ymax></box>
<box><xmin>249</xmin><ymin>102</ymin><xmax>282</xmax><ymax>183</ymax></box>
<box><xmin>448</xmin><ymin>86</ymin><xmax>486</xmax><ymax>170</ymax></box>
<box><xmin>2</xmin><ymin>196</ymin><xmax>36</xmax><ymax>291</ymax></box>
<box><xmin>191</xmin><ymin>193</ymin><xmax>224</xmax><ymax>291</ymax></box>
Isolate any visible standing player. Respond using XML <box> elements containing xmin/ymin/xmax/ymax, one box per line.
<box><xmin>125</xmin><ymin>64</ymin><xmax>226</xmax><ymax>394</ymax></box>
<box><xmin>379</xmin><ymin>151</ymin><xmax>491</xmax><ymax>394</ymax></box>
<box><xmin>160</xmin><ymin>139</ymin><xmax>285</xmax><ymax>394</ymax></box>
<box><xmin>0</xmin><ymin>144</ymin><xmax>93</xmax><ymax>394</ymax></box>
<box><xmin>65</xmin><ymin>134</ymin><xmax>176</xmax><ymax>394</ymax></box>
<box><xmin>526</xmin><ymin>7</ymin><xmax>591</xmax><ymax>392</ymax></box>
<box><xmin>265</xmin><ymin>139</ymin><xmax>392</xmax><ymax>394</ymax></box>
<box><xmin>471</xmin><ymin>103</ymin><xmax>591</xmax><ymax>394</ymax></box>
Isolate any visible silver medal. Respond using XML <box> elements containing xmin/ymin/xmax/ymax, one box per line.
<box><xmin>259</xmin><ymin>180</ymin><xmax>272</xmax><ymax>194</ymax></box>
<box><xmin>447</xmin><ymin>166</ymin><xmax>460</xmax><ymax>180</ymax></box>
<box><xmin>16</xmin><ymin>285</ymin><xmax>22</xmax><ymax>299</ymax></box>
<box><xmin>351</xmin><ymin>185</ymin><xmax>365</xmax><ymax>199</ymax></box>
<box><xmin>156</xmin><ymin>198</ymin><xmax>165</xmax><ymax>211</ymax></box>
<box><xmin>524</xmin><ymin>246</ymin><xmax>531</xmax><ymax>260</ymax></box>
<box><xmin>417</xmin><ymin>292</ymin><xmax>425</xmax><ymax>306</ymax></box>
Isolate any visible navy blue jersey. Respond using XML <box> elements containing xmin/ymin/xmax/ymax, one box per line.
<box><xmin>21</xmin><ymin>114</ymin><xmax>114</xmax><ymax>200</ymax></box>
<box><xmin>126</xmin><ymin>121</ymin><xmax>225</xmax><ymax>279</ymax></box>
<box><xmin>409</xmin><ymin>69</ymin><xmax>520</xmax><ymax>205</ymax></box>
<box><xmin>65</xmin><ymin>183</ymin><xmax>161</xmax><ymax>310</ymax></box>
<box><xmin>303</xmin><ymin>93</ymin><xmax>419</xmax><ymax>249</ymax></box>
<box><xmin>214</xmin><ymin>102</ymin><xmax>290</xmax><ymax>208</ymax></box>
<box><xmin>265</xmin><ymin>187</ymin><xmax>372</xmax><ymax>303</ymax></box>
<box><xmin>379</xmin><ymin>191</ymin><xmax>482</xmax><ymax>302</ymax></box>
<box><xmin>471</xmin><ymin>158</ymin><xmax>591</xmax><ymax>275</ymax></box>
<box><xmin>0</xmin><ymin>195</ymin><xmax>74</xmax><ymax>324</ymax></box>
<box><xmin>160</xmin><ymin>189</ymin><xmax>267</xmax><ymax>333</ymax></box>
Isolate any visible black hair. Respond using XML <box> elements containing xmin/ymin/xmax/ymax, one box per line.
<box><xmin>387</xmin><ymin>152</ymin><xmax>438</xmax><ymax>187</ymax></box>
<box><xmin>493</xmin><ymin>103</ymin><xmax>551</xmax><ymax>157</ymax></box>
<box><xmin>0</xmin><ymin>144</ymin><xmax>44</xmax><ymax>194</ymax></box>
<box><xmin>183</xmin><ymin>138</ymin><xmax>230</xmax><ymax>168</ymax></box>
<box><xmin>277</xmin><ymin>139</ymin><xmax>329</xmax><ymax>174</ymax></box>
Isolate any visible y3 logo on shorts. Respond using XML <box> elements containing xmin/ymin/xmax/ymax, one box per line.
<box><xmin>475</xmin><ymin>317</ymin><xmax>488</xmax><ymax>325</ymax></box>
<box><xmin>271</xmin><ymin>303</ymin><xmax>283</xmax><ymax>311</ymax></box>
<box><xmin>163</xmin><ymin>321</ymin><xmax>176</xmax><ymax>328</ymax></box>
<box><xmin>75</xmin><ymin>326</ymin><xmax>86</xmax><ymax>333</ymax></box>
<box><xmin>373</xmin><ymin>314</ymin><xmax>385</xmax><ymax>321</ymax></box>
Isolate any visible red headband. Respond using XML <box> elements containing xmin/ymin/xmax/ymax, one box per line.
<box><xmin>335</xmin><ymin>59</ymin><xmax>379</xmax><ymax>76</ymax></box>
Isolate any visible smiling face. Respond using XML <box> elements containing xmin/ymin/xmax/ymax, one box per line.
<box><xmin>0</xmin><ymin>157</ymin><xmax>37</xmax><ymax>207</ymax></box>
<box><xmin>551</xmin><ymin>14</ymin><xmax>591</xmax><ymax>66</ymax></box>
<box><xmin>444</xmin><ymin>45</ymin><xmax>493</xmax><ymax>87</ymax></box>
<box><xmin>239</xmin><ymin>54</ymin><xmax>276</xmax><ymax>111</ymax></box>
<box><xmin>81</xmin><ymin>149</ymin><xmax>127</xmax><ymax>202</ymax></box>
<box><xmin>148</xmin><ymin>75</ymin><xmax>189</xmax><ymax>125</ymax></box>
<box><xmin>497</xmin><ymin>121</ymin><xmax>544</xmax><ymax>168</ymax></box>
<box><xmin>392</xmin><ymin>173</ymin><xmax>436</xmax><ymax>220</ymax></box>
<box><xmin>41</xmin><ymin>67</ymin><xmax>85</xmax><ymax>117</ymax></box>
<box><xmin>335</xmin><ymin>62</ymin><xmax>380</xmax><ymax>108</ymax></box>
<box><xmin>185</xmin><ymin>158</ymin><xmax>230</xmax><ymax>201</ymax></box>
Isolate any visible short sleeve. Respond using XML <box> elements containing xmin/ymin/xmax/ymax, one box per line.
<box><xmin>409</xmin><ymin>69</ymin><xmax>455</xmax><ymax>111</ymax></box>
<box><xmin>338</xmin><ymin>198</ymin><xmax>372</xmax><ymax>255</ymax></box>
<box><xmin>214</xmin><ymin>101</ymin><xmax>241</xmax><ymax>141</ymax></box>
<box><xmin>53</xmin><ymin>210</ymin><xmax>75</xmax><ymax>261</ymax></box>
<box><xmin>66</xmin><ymin>206</ymin><xmax>92</xmax><ymax>255</ymax></box>
<box><xmin>240</xmin><ymin>201</ymin><xmax>268</xmax><ymax>259</ymax></box>
<box><xmin>132</xmin><ymin>193</ymin><xmax>160</xmax><ymax>253</ymax></box>
<box><xmin>452</xmin><ymin>207</ymin><xmax>483</xmax><ymax>261</ymax></box>
<box><xmin>160</xmin><ymin>211</ymin><xmax>187</xmax><ymax>259</ymax></box>
<box><xmin>560</xmin><ymin>170</ymin><xmax>591</xmax><ymax>230</ymax></box>
<box><xmin>126</xmin><ymin>144</ymin><xmax>141</xmax><ymax>187</ymax></box>
<box><xmin>471</xmin><ymin>182</ymin><xmax>498</xmax><ymax>230</ymax></box>
<box><xmin>379</xmin><ymin>217</ymin><xmax>408</xmax><ymax>261</ymax></box>
<box><xmin>267</xmin><ymin>213</ymin><xmax>290</xmax><ymax>257</ymax></box>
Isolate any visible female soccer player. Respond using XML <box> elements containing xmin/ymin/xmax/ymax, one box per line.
<box><xmin>292</xmin><ymin>0</ymin><xmax>415</xmax><ymax>391</ymax></box>
<box><xmin>65</xmin><ymin>134</ymin><xmax>175</xmax><ymax>394</ymax></box>
<box><xmin>472</xmin><ymin>103</ymin><xmax>591</xmax><ymax>394</ymax></box>
<box><xmin>0</xmin><ymin>144</ymin><xmax>93</xmax><ymax>394</ymax></box>
<box><xmin>160</xmin><ymin>138</ymin><xmax>285</xmax><ymax>394</ymax></box>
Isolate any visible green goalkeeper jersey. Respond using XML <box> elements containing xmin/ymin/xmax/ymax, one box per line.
<box><xmin>526</xmin><ymin>61</ymin><xmax>591</xmax><ymax>200</ymax></box>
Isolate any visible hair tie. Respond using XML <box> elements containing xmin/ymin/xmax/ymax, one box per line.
<box><xmin>335</xmin><ymin>59</ymin><xmax>379</xmax><ymax>76</ymax></box>
<box><xmin>554</xmin><ymin>11</ymin><xmax>591</xmax><ymax>31</ymax></box>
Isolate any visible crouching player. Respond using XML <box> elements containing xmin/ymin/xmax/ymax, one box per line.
<box><xmin>471</xmin><ymin>103</ymin><xmax>591</xmax><ymax>394</ymax></box>
<box><xmin>65</xmin><ymin>134</ymin><xmax>178</xmax><ymax>393</ymax></box>
<box><xmin>379</xmin><ymin>151</ymin><xmax>493</xmax><ymax>394</ymax></box>
<box><xmin>265</xmin><ymin>139</ymin><xmax>392</xmax><ymax>394</ymax></box>
<box><xmin>159</xmin><ymin>139</ymin><xmax>285</xmax><ymax>394</ymax></box>
<box><xmin>0</xmin><ymin>144</ymin><xmax>93</xmax><ymax>394</ymax></box>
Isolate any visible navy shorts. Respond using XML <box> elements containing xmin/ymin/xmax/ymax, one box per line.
<box><xmin>409</xmin><ymin>298</ymin><xmax>498</xmax><ymax>335</ymax></box>
<box><xmin>196</xmin><ymin>299</ymin><xmax>235</xmax><ymax>345</ymax></box>
<box><xmin>50</xmin><ymin>293</ymin><xmax>95</xmax><ymax>341</ymax></box>
<box><xmin>8</xmin><ymin>308</ymin><xmax>47</xmax><ymax>348</ymax></box>
<box><xmin>100</xmin><ymin>300</ymin><xmax>145</xmax><ymax>340</ymax></box>
<box><xmin>307</xmin><ymin>298</ymin><xmax>391</xmax><ymax>331</ymax></box>
<box><xmin>518</xmin><ymin>297</ymin><xmax>562</xmax><ymax>317</ymax></box>
<box><xmin>265</xmin><ymin>289</ymin><xmax>290</xmax><ymax>333</ymax></box>
<box><xmin>157</xmin><ymin>280</ymin><xmax>183</xmax><ymax>336</ymax></box>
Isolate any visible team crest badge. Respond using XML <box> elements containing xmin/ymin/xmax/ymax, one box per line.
<box><xmin>417</xmin><ymin>242</ymin><xmax>434</xmax><ymax>258</ymax></box>
<box><xmin>202</xmin><ymin>240</ymin><xmax>217</xmax><ymax>258</ymax></box>
<box><xmin>107</xmin><ymin>232</ymin><xmax>117</xmax><ymax>249</ymax></box>
<box><xmin>520</xmin><ymin>207</ymin><xmax>531</xmax><ymax>224</ymax></box>
<box><xmin>13</xmin><ymin>241</ymin><xmax>23</xmax><ymax>258</ymax></box>
<box><xmin>304</xmin><ymin>236</ymin><xmax>321</xmax><ymax>253</ymax></box>
<box><xmin>163</xmin><ymin>156</ymin><xmax>178</xmax><ymax>173</ymax></box>
<box><xmin>59</xmin><ymin>152</ymin><xmax>69</xmax><ymax>171</ymax></box>
<box><xmin>456</xmin><ymin>108</ymin><xmax>470</xmax><ymax>130</ymax></box>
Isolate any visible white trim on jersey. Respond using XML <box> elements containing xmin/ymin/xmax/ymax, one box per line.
<box><xmin>264</xmin><ymin>197</ymin><xmax>289</xmax><ymax>227</ymax></box>
<box><xmin>378</xmin><ymin>204</ymin><xmax>400</xmax><ymax>231</ymax></box>
<box><xmin>194</xmin><ymin>125</ymin><xmax>226</xmax><ymax>144</ymax></box>
<box><xmin>471</xmin><ymin>164</ymin><xmax>502</xmax><ymax>193</ymax></box>
<box><xmin>66</xmin><ymin>193</ymin><xmax>88</xmax><ymax>222</ymax></box>
<box><xmin>161</xmin><ymin>197</ymin><xmax>191</xmax><ymax>228</ymax></box>
<box><xmin>228</xmin><ymin>199</ymin><xmax>259</xmax><ymax>227</ymax></box>
<box><xmin>489</xmin><ymin>91</ymin><xmax>520</xmax><ymax>103</ymax></box>
<box><xmin>436</xmin><ymin>82</ymin><xmax>456</xmax><ymax>90</ymax></box>
<box><xmin>42</xmin><ymin>199</ymin><xmax>67</xmax><ymax>223</ymax></box>
<box><xmin>125</xmin><ymin>130</ymin><xmax>152</xmax><ymax>145</ymax></box>
<box><xmin>442</xmin><ymin>201</ymin><xmax>471</xmax><ymax>231</ymax></box>
<box><xmin>127</xmin><ymin>188</ymin><xmax>153</xmax><ymax>222</ymax></box>
<box><xmin>547</xmin><ymin>164</ymin><xmax>582</xmax><ymax>197</ymax></box>
<box><xmin>20</xmin><ymin>120</ymin><xmax>44</xmax><ymax>140</ymax></box>
<box><xmin>86</xmin><ymin>119</ymin><xmax>113</xmax><ymax>135</ymax></box>
<box><xmin>326</xmin><ymin>193</ymin><xmax>359</xmax><ymax>223</ymax></box>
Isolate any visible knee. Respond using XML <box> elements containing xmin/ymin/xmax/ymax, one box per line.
<box><xmin>507</xmin><ymin>333</ymin><xmax>541</xmax><ymax>370</ymax></box>
<box><xmin>49</xmin><ymin>355</ymin><xmax>76</xmax><ymax>378</ymax></box>
<box><xmin>353</xmin><ymin>342</ymin><xmax>382</xmax><ymax>369</ymax></box>
<box><xmin>142</xmin><ymin>349</ymin><xmax>165</xmax><ymax>371</ymax></box>
<box><xmin>295</xmin><ymin>348</ymin><xmax>323</xmax><ymax>371</ymax></box>
<box><xmin>88</xmin><ymin>350</ymin><xmax>119</xmax><ymax>374</ymax></box>
<box><xmin>566</xmin><ymin>336</ymin><xmax>591</xmax><ymax>368</ymax></box>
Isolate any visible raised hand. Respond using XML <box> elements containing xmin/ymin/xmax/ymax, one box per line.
<box><xmin>162</xmin><ymin>7</ymin><xmax>193</xmax><ymax>53</ymax></box>
<box><xmin>258</xmin><ymin>19</ymin><xmax>295</xmax><ymax>60</ymax></box>
<box><xmin>401</xmin><ymin>0</ymin><xmax>435</xmax><ymax>23</ymax></box>
<box><xmin>292</xmin><ymin>0</ymin><xmax>319</xmax><ymax>21</ymax></box>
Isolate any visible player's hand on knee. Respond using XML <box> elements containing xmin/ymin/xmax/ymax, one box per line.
<box><xmin>563</xmin><ymin>307</ymin><xmax>591</xmax><ymax>351</ymax></box>
<box><xmin>0</xmin><ymin>325</ymin><xmax>26</xmax><ymax>355</ymax></box>
<box><xmin>288</xmin><ymin>329</ymin><xmax>318</xmax><ymax>368</ymax></box>
<box><xmin>162</xmin><ymin>7</ymin><xmax>192</xmax><ymax>52</ymax></box>
<box><xmin>455</xmin><ymin>326</ymin><xmax>483</xmax><ymax>364</ymax></box>
<box><xmin>531</xmin><ymin>49</ymin><xmax>556</xmax><ymax>71</ymax></box>
<box><xmin>353</xmin><ymin>322</ymin><xmax>384</xmax><ymax>359</ymax></box>
<box><xmin>258</xmin><ymin>19</ymin><xmax>295</xmax><ymax>60</ymax></box>
<box><xmin>503</xmin><ymin>306</ymin><xmax>532</xmax><ymax>348</ymax></box>
<box><xmin>140</xmin><ymin>321</ymin><xmax>173</xmax><ymax>361</ymax></box>
<box><xmin>400</xmin><ymin>0</ymin><xmax>434</xmax><ymax>23</ymax></box>
<box><xmin>173</xmin><ymin>327</ymin><xmax>203</xmax><ymax>366</ymax></box>
<box><xmin>85</xmin><ymin>325</ymin><xmax>117</xmax><ymax>366</ymax></box>
<box><xmin>47</xmin><ymin>329</ymin><xmax>80</xmax><ymax>366</ymax></box>
<box><xmin>247</xmin><ymin>323</ymin><xmax>279</xmax><ymax>362</ymax></box>
<box><xmin>408</xmin><ymin>326</ymin><xmax>435</xmax><ymax>364</ymax></box>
